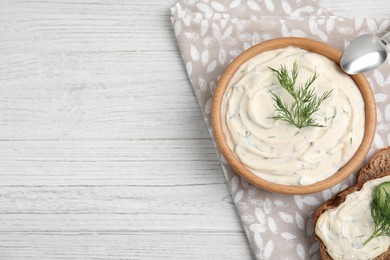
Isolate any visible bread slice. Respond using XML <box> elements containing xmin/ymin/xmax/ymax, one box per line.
<box><xmin>314</xmin><ymin>147</ymin><xmax>390</xmax><ymax>260</ymax></box>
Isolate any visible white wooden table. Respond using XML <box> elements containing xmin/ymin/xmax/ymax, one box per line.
<box><xmin>0</xmin><ymin>1</ymin><xmax>388</xmax><ymax>259</ymax></box>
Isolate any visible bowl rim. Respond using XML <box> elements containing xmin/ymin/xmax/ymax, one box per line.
<box><xmin>211</xmin><ymin>37</ymin><xmax>377</xmax><ymax>195</ymax></box>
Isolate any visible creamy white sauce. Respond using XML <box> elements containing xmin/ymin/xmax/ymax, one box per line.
<box><xmin>221</xmin><ymin>46</ymin><xmax>365</xmax><ymax>185</ymax></box>
<box><xmin>315</xmin><ymin>176</ymin><xmax>390</xmax><ymax>260</ymax></box>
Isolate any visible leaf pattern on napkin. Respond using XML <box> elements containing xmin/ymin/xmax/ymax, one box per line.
<box><xmin>171</xmin><ymin>1</ymin><xmax>390</xmax><ymax>259</ymax></box>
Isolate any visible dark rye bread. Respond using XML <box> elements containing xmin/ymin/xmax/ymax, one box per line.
<box><xmin>314</xmin><ymin>147</ymin><xmax>390</xmax><ymax>260</ymax></box>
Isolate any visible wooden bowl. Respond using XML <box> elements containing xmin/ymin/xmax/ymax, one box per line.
<box><xmin>211</xmin><ymin>37</ymin><xmax>376</xmax><ymax>194</ymax></box>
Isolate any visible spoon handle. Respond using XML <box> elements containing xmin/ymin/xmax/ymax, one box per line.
<box><xmin>381</xmin><ymin>31</ymin><xmax>390</xmax><ymax>45</ymax></box>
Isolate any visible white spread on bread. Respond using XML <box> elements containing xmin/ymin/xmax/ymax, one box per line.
<box><xmin>315</xmin><ymin>176</ymin><xmax>390</xmax><ymax>260</ymax></box>
<box><xmin>221</xmin><ymin>46</ymin><xmax>365</xmax><ymax>185</ymax></box>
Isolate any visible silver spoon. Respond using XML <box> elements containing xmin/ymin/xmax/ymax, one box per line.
<box><xmin>340</xmin><ymin>32</ymin><xmax>390</xmax><ymax>74</ymax></box>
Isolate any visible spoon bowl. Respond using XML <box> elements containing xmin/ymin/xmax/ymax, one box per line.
<box><xmin>341</xmin><ymin>34</ymin><xmax>388</xmax><ymax>74</ymax></box>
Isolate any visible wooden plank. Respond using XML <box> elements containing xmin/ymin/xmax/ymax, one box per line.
<box><xmin>0</xmin><ymin>51</ymin><xmax>207</xmax><ymax>140</ymax></box>
<box><xmin>0</xmin><ymin>183</ymin><xmax>239</xmax><ymax>229</ymax></box>
<box><xmin>0</xmin><ymin>139</ymin><xmax>221</xmax><ymax>186</ymax></box>
<box><xmin>0</xmin><ymin>0</ymin><xmax>180</xmax><ymax>53</ymax></box>
<box><xmin>0</xmin><ymin>1</ymin><xmax>245</xmax><ymax>259</ymax></box>
<box><xmin>0</xmin><ymin>212</ymin><xmax>243</xmax><ymax>233</ymax></box>
<box><xmin>0</xmin><ymin>140</ymin><xmax>244</xmax><ymax>232</ymax></box>
<box><xmin>322</xmin><ymin>0</ymin><xmax>390</xmax><ymax>17</ymax></box>
<box><xmin>0</xmin><ymin>0</ymin><xmax>205</xmax><ymax>140</ymax></box>
<box><xmin>0</xmin><ymin>233</ymin><xmax>254</xmax><ymax>260</ymax></box>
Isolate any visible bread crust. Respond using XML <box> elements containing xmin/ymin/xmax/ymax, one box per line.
<box><xmin>313</xmin><ymin>147</ymin><xmax>390</xmax><ymax>260</ymax></box>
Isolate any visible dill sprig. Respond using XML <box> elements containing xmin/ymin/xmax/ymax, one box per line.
<box><xmin>363</xmin><ymin>182</ymin><xmax>390</xmax><ymax>246</ymax></box>
<box><xmin>269</xmin><ymin>61</ymin><xmax>333</xmax><ymax>129</ymax></box>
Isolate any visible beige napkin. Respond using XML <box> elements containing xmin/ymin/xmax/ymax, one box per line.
<box><xmin>171</xmin><ymin>1</ymin><xmax>390</xmax><ymax>259</ymax></box>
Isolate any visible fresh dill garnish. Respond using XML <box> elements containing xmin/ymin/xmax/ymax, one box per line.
<box><xmin>269</xmin><ymin>61</ymin><xmax>333</xmax><ymax>129</ymax></box>
<box><xmin>363</xmin><ymin>182</ymin><xmax>390</xmax><ymax>246</ymax></box>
